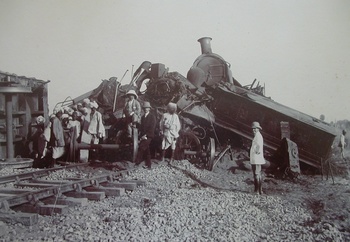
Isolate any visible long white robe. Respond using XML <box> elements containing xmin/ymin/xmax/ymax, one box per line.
<box><xmin>160</xmin><ymin>112</ymin><xmax>181</xmax><ymax>150</ymax></box>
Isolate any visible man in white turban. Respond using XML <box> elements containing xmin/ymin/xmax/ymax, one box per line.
<box><xmin>159</xmin><ymin>102</ymin><xmax>181</xmax><ymax>163</ymax></box>
<box><xmin>49</xmin><ymin>109</ymin><xmax>65</xmax><ymax>166</ymax></box>
<box><xmin>88</xmin><ymin>101</ymin><xmax>105</xmax><ymax>143</ymax></box>
<box><xmin>80</xmin><ymin>101</ymin><xmax>105</xmax><ymax>162</ymax></box>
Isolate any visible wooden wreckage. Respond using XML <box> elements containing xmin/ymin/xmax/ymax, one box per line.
<box><xmin>60</xmin><ymin>37</ymin><xmax>337</xmax><ymax>174</ymax></box>
<box><xmin>0</xmin><ymin>71</ymin><xmax>49</xmax><ymax>165</ymax></box>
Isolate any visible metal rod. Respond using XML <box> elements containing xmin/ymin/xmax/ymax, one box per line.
<box><xmin>212</xmin><ymin>145</ymin><xmax>231</xmax><ymax>169</ymax></box>
<box><xmin>112</xmin><ymin>78</ymin><xmax>119</xmax><ymax>113</ymax></box>
<box><xmin>120</xmin><ymin>69</ymin><xmax>129</xmax><ymax>84</ymax></box>
<box><xmin>183</xmin><ymin>150</ymin><xmax>198</xmax><ymax>155</ymax></box>
<box><xmin>131</xmin><ymin>65</ymin><xmax>134</xmax><ymax>81</ymax></box>
<box><xmin>76</xmin><ymin>143</ymin><xmax>129</xmax><ymax>150</ymax></box>
<box><xmin>112</xmin><ymin>70</ymin><xmax>128</xmax><ymax>113</ymax></box>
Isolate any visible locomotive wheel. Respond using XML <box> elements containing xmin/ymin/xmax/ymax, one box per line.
<box><xmin>206</xmin><ymin>138</ymin><xmax>216</xmax><ymax>170</ymax></box>
<box><xmin>177</xmin><ymin>131</ymin><xmax>201</xmax><ymax>160</ymax></box>
<box><xmin>132</xmin><ymin>127</ymin><xmax>139</xmax><ymax>163</ymax></box>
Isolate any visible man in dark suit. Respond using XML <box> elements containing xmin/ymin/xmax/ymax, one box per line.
<box><xmin>136</xmin><ymin>101</ymin><xmax>157</xmax><ymax>169</ymax></box>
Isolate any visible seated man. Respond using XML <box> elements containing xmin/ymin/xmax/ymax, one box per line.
<box><xmin>123</xmin><ymin>90</ymin><xmax>141</xmax><ymax>137</ymax></box>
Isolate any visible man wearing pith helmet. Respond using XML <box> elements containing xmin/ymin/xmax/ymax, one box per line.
<box><xmin>123</xmin><ymin>89</ymin><xmax>141</xmax><ymax>137</ymax></box>
<box><xmin>250</xmin><ymin>121</ymin><xmax>266</xmax><ymax>195</ymax></box>
<box><xmin>136</xmin><ymin>101</ymin><xmax>157</xmax><ymax>169</ymax></box>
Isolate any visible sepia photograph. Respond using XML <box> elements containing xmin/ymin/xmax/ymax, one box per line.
<box><xmin>0</xmin><ymin>0</ymin><xmax>349</xmax><ymax>241</ymax></box>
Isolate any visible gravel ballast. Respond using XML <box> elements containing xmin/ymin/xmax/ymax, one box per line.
<box><xmin>0</xmin><ymin>159</ymin><xmax>349</xmax><ymax>241</ymax></box>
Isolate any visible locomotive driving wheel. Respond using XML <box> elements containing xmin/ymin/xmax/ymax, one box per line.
<box><xmin>176</xmin><ymin>132</ymin><xmax>215</xmax><ymax>168</ymax></box>
<box><xmin>205</xmin><ymin>137</ymin><xmax>216</xmax><ymax>170</ymax></box>
<box><xmin>118</xmin><ymin>126</ymin><xmax>139</xmax><ymax>162</ymax></box>
<box><xmin>176</xmin><ymin>131</ymin><xmax>201</xmax><ymax>161</ymax></box>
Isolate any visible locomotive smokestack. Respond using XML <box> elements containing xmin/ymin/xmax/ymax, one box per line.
<box><xmin>198</xmin><ymin>37</ymin><xmax>212</xmax><ymax>54</ymax></box>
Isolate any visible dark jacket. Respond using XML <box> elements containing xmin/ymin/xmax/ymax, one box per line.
<box><xmin>140</xmin><ymin>112</ymin><xmax>157</xmax><ymax>139</ymax></box>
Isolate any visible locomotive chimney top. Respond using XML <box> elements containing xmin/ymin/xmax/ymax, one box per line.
<box><xmin>198</xmin><ymin>37</ymin><xmax>212</xmax><ymax>54</ymax></box>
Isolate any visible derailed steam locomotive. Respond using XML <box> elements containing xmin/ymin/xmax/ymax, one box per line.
<box><xmin>73</xmin><ymin>37</ymin><xmax>337</xmax><ymax>171</ymax></box>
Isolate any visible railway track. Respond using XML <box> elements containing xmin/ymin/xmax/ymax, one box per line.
<box><xmin>0</xmin><ymin>163</ymin><xmax>145</xmax><ymax>226</ymax></box>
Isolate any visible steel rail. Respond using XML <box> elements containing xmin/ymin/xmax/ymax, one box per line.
<box><xmin>0</xmin><ymin>174</ymin><xmax>113</xmax><ymax>208</ymax></box>
<box><xmin>0</xmin><ymin>163</ymin><xmax>89</xmax><ymax>185</ymax></box>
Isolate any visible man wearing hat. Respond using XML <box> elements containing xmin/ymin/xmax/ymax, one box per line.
<box><xmin>77</xmin><ymin>102</ymin><xmax>83</xmax><ymax>113</ymax></box>
<box><xmin>67</xmin><ymin>111</ymin><xmax>82</xmax><ymax>159</ymax></box>
<box><xmin>36</xmin><ymin>115</ymin><xmax>48</xmax><ymax>156</ymax></box>
<box><xmin>87</xmin><ymin>101</ymin><xmax>105</xmax><ymax>161</ymax></box>
<box><xmin>250</xmin><ymin>121</ymin><xmax>266</xmax><ymax>195</ymax></box>
<box><xmin>80</xmin><ymin>106</ymin><xmax>91</xmax><ymax>162</ymax></box>
<box><xmin>82</xmin><ymin>98</ymin><xmax>91</xmax><ymax>118</ymax></box>
<box><xmin>28</xmin><ymin>116</ymin><xmax>46</xmax><ymax>159</ymax></box>
<box><xmin>82</xmin><ymin>98</ymin><xmax>91</xmax><ymax>107</ymax></box>
<box><xmin>159</xmin><ymin>102</ymin><xmax>181</xmax><ymax>163</ymax></box>
<box><xmin>49</xmin><ymin>108</ymin><xmax>65</xmax><ymax>167</ymax></box>
<box><xmin>136</xmin><ymin>101</ymin><xmax>157</xmax><ymax>169</ymax></box>
<box><xmin>88</xmin><ymin>101</ymin><xmax>105</xmax><ymax>141</ymax></box>
<box><xmin>123</xmin><ymin>89</ymin><xmax>141</xmax><ymax>137</ymax></box>
<box><xmin>339</xmin><ymin>129</ymin><xmax>347</xmax><ymax>161</ymax></box>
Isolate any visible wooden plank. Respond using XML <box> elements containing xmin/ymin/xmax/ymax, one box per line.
<box><xmin>64</xmin><ymin>191</ymin><xmax>105</xmax><ymax>201</ymax></box>
<box><xmin>0</xmin><ymin>211</ymin><xmax>38</xmax><ymax>226</ymax></box>
<box><xmin>102</xmin><ymin>181</ymin><xmax>137</xmax><ymax>191</ymax></box>
<box><xmin>118</xmin><ymin>179</ymin><xmax>146</xmax><ymax>186</ymax></box>
<box><xmin>42</xmin><ymin>196</ymin><xmax>88</xmax><ymax>207</ymax></box>
<box><xmin>85</xmin><ymin>186</ymin><xmax>125</xmax><ymax>196</ymax></box>
<box><xmin>37</xmin><ymin>204</ymin><xmax>68</xmax><ymax>215</ymax></box>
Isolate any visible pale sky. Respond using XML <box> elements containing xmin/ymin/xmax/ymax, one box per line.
<box><xmin>0</xmin><ymin>0</ymin><xmax>349</xmax><ymax>122</ymax></box>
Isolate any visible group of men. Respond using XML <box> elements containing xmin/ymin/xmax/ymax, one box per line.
<box><xmin>122</xmin><ymin>90</ymin><xmax>181</xmax><ymax>169</ymax></box>
<box><xmin>30</xmin><ymin>92</ymin><xmax>349</xmax><ymax>196</ymax></box>
<box><xmin>30</xmin><ymin>88</ymin><xmax>266</xmax><ymax>195</ymax></box>
<box><xmin>29</xmin><ymin>98</ymin><xmax>105</xmax><ymax>167</ymax></box>
<box><xmin>59</xmin><ymin>98</ymin><xmax>106</xmax><ymax>163</ymax></box>
<box><xmin>30</xmin><ymin>89</ymin><xmax>182</xmax><ymax>168</ymax></box>
<box><xmin>125</xmin><ymin>88</ymin><xmax>265</xmax><ymax>194</ymax></box>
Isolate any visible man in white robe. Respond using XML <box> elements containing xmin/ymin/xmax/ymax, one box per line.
<box><xmin>159</xmin><ymin>102</ymin><xmax>181</xmax><ymax>163</ymax></box>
